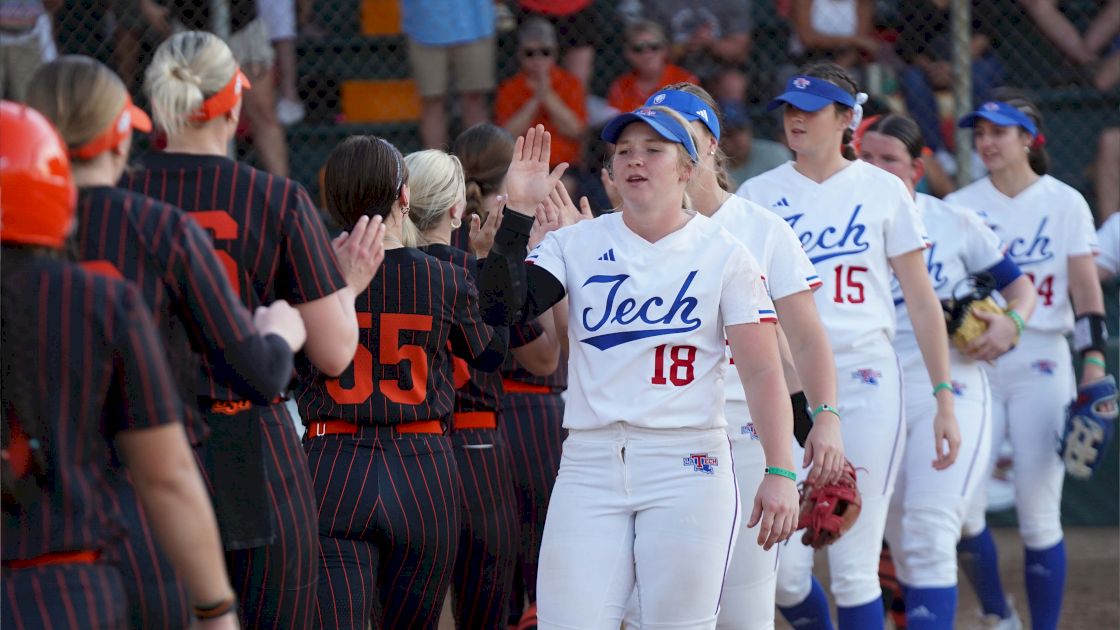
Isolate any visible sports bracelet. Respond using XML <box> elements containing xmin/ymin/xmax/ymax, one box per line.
<box><xmin>1084</xmin><ymin>357</ymin><xmax>1107</xmax><ymax>370</ymax></box>
<box><xmin>192</xmin><ymin>594</ymin><xmax>237</xmax><ymax>620</ymax></box>
<box><xmin>1006</xmin><ymin>309</ymin><xmax>1025</xmax><ymax>336</ymax></box>
<box><xmin>810</xmin><ymin>403</ymin><xmax>840</xmax><ymax>421</ymax></box>
<box><xmin>932</xmin><ymin>382</ymin><xmax>954</xmax><ymax>397</ymax></box>
<box><xmin>765</xmin><ymin>466</ymin><xmax>797</xmax><ymax>481</ymax></box>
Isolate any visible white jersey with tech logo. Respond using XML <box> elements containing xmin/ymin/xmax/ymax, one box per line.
<box><xmin>710</xmin><ymin>194</ymin><xmax>821</xmax><ymax>405</ymax></box>
<box><xmin>526</xmin><ymin>211</ymin><xmax>775</xmax><ymax>431</ymax></box>
<box><xmin>736</xmin><ymin>160</ymin><xmax>929</xmax><ymax>353</ymax></box>
<box><xmin>893</xmin><ymin>193</ymin><xmax>1005</xmax><ymax>360</ymax></box>
<box><xmin>946</xmin><ymin>175</ymin><xmax>1099</xmax><ymax>334</ymax></box>
<box><xmin>1097</xmin><ymin>214</ymin><xmax>1120</xmax><ymax>276</ymax></box>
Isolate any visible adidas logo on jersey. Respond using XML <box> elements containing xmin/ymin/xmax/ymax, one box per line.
<box><xmin>908</xmin><ymin>606</ymin><xmax>936</xmax><ymax>620</ymax></box>
<box><xmin>597</xmin><ymin>248</ymin><xmax>617</xmax><ymax>261</ymax></box>
<box><xmin>772</xmin><ymin>197</ymin><xmax>790</xmax><ymax>208</ymax></box>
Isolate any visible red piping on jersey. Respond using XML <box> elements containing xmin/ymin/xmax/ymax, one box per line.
<box><xmin>454</xmin><ymin>411</ymin><xmax>497</xmax><ymax>430</ymax></box>
<box><xmin>4</xmin><ymin>550</ymin><xmax>101</xmax><ymax>569</ymax></box>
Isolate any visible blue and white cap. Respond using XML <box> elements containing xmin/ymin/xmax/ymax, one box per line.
<box><xmin>767</xmin><ymin>75</ymin><xmax>856</xmax><ymax>112</ymax></box>
<box><xmin>601</xmin><ymin>107</ymin><xmax>700</xmax><ymax>162</ymax></box>
<box><xmin>957</xmin><ymin>101</ymin><xmax>1038</xmax><ymax>138</ymax></box>
<box><xmin>644</xmin><ymin>89</ymin><xmax>720</xmax><ymax>140</ymax></box>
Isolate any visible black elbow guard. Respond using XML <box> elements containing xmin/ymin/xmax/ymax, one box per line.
<box><xmin>1074</xmin><ymin>313</ymin><xmax>1108</xmax><ymax>357</ymax></box>
<box><xmin>791</xmin><ymin>391</ymin><xmax>812</xmax><ymax>448</ymax></box>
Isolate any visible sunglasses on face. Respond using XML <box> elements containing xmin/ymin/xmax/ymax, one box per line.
<box><xmin>520</xmin><ymin>47</ymin><xmax>554</xmax><ymax>58</ymax></box>
<box><xmin>628</xmin><ymin>42</ymin><xmax>664</xmax><ymax>53</ymax></box>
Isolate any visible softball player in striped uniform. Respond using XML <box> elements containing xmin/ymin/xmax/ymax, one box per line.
<box><xmin>736</xmin><ymin>63</ymin><xmax>957</xmax><ymax>630</ymax></box>
<box><xmin>452</xmin><ymin>123</ymin><xmax>565</xmax><ymax>629</ymax></box>
<box><xmin>1</xmin><ymin>101</ymin><xmax>238</xmax><ymax>630</ymax></box>
<box><xmin>479</xmin><ymin>121</ymin><xmax>799</xmax><ymax>629</ymax></box>
<box><xmin>407</xmin><ymin>147</ymin><xmax>521</xmax><ymax>628</ymax></box>
<box><xmin>126</xmin><ymin>31</ymin><xmax>384</xmax><ymax>629</ymax></box>
<box><xmin>858</xmin><ymin>113</ymin><xmax>1038</xmax><ymax>629</ymax></box>
<box><xmin>948</xmin><ymin>95</ymin><xmax>1107</xmax><ymax>630</ymax></box>
<box><xmin>25</xmin><ymin>55</ymin><xmax>308</xmax><ymax>629</ymax></box>
<box><xmin>297</xmin><ymin>135</ymin><xmax>508</xmax><ymax>630</ymax></box>
<box><xmin>646</xmin><ymin>84</ymin><xmax>841</xmax><ymax>630</ymax></box>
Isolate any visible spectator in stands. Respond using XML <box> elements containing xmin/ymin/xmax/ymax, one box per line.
<box><xmin>259</xmin><ymin>0</ymin><xmax>304</xmax><ymax>125</ymax></box>
<box><xmin>642</xmin><ymin>1</ymin><xmax>752</xmax><ymax>105</ymax></box>
<box><xmin>787</xmin><ymin>0</ymin><xmax>879</xmax><ymax>74</ymax></box>
<box><xmin>1094</xmin><ymin>127</ymin><xmax>1119</xmax><ymax>223</ymax></box>
<box><xmin>403</xmin><ymin>0</ymin><xmax>496</xmax><ymax>150</ymax></box>
<box><xmin>719</xmin><ymin>102</ymin><xmax>793</xmax><ymax>189</ymax></box>
<box><xmin>515</xmin><ymin>0</ymin><xmax>597</xmax><ymax>90</ymax></box>
<box><xmin>494</xmin><ymin>18</ymin><xmax>586</xmax><ymax>190</ymax></box>
<box><xmin>1019</xmin><ymin>0</ymin><xmax>1120</xmax><ymax>91</ymax></box>
<box><xmin>896</xmin><ymin>0</ymin><xmax>1005</xmax><ymax>159</ymax></box>
<box><xmin>161</xmin><ymin>0</ymin><xmax>291</xmax><ymax>178</ymax></box>
<box><xmin>607</xmin><ymin>20</ymin><xmax>699</xmax><ymax>114</ymax></box>
<box><xmin>0</xmin><ymin>0</ymin><xmax>58</xmax><ymax>101</ymax></box>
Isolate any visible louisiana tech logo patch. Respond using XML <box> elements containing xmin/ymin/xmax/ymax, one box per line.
<box><xmin>683</xmin><ymin>453</ymin><xmax>718</xmax><ymax>475</ymax></box>
<box><xmin>852</xmin><ymin>368</ymin><xmax>882</xmax><ymax>386</ymax></box>
<box><xmin>741</xmin><ymin>423</ymin><xmax>760</xmax><ymax>440</ymax></box>
<box><xmin>1032</xmin><ymin>359</ymin><xmax>1057</xmax><ymax>375</ymax></box>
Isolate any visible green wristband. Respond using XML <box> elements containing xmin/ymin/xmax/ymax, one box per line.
<box><xmin>932</xmin><ymin>382</ymin><xmax>954</xmax><ymax>397</ymax></box>
<box><xmin>810</xmin><ymin>403</ymin><xmax>840</xmax><ymax>421</ymax></box>
<box><xmin>1084</xmin><ymin>357</ymin><xmax>1107</xmax><ymax>370</ymax></box>
<box><xmin>765</xmin><ymin>466</ymin><xmax>797</xmax><ymax>482</ymax></box>
<box><xmin>1006</xmin><ymin>309</ymin><xmax>1025</xmax><ymax>336</ymax></box>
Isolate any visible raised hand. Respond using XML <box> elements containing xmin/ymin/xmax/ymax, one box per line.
<box><xmin>469</xmin><ymin>207</ymin><xmax>503</xmax><ymax>259</ymax></box>
<box><xmin>505</xmin><ymin>125</ymin><xmax>569</xmax><ymax>216</ymax></box>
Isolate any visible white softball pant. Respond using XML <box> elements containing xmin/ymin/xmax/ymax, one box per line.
<box><xmin>537</xmin><ymin>423</ymin><xmax>740</xmax><ymax>630</ymax></box>
<box><xmin>715</xmin><ymin>400</ymin><xmax>778</xmax><ymax>629</ymax></box>
<box><xmin>775</xmin><ymin>344</ymin><xmax>906</xmax><ymax>608</ymax></box>
<box><xmin>962</xmin><ymin>331</ymin><xmax>1074</xmax><ymax>549</ymax></box>
<box><xmin>885</xmin><ymin>350</ymin><xmax>993</xmax><ymax>587</ymax></box>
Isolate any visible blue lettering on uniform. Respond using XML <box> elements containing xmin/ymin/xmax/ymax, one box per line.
<box><xmin>925</xmin><ymin>242</ymin><xmax>948</xmax><ymax>291</ymax></box>
<box><xmin>580</xmin><ymin>271</ymin><xmax>702</xmax><ymax>350</ymax></box>
<box><xmin>1004</xmin><ymin>217</ymin><xmax>1053</xmax><ymax>266</ymax></box>
<box><xmin>785</xmin><ymin>205</ymin><xmax>871</xmax><ymax>263</ymax></box>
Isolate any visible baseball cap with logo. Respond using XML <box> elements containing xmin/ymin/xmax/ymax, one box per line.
<box><xmin>767</xmin><ymin>75</ymin><xmax>856</xmax><ymax>112</ymax></box>
<box><xmin>644</xmin><ymin>89</ymin><xmax>720</xmax><ymax>140</ymax></box>
<box><xmin>957</xmin><ymin>101</ymin><xmax>1038</xmax><ymax>138</ymax></box>
<box><xmin>601</xmin><ymin>107</ymin><xmax>700</xmax><ymax>162</ymax></box>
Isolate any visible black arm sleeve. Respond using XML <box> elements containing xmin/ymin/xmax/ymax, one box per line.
<box><xmin>477</xmin><ymin>210</ymin><xmax>566</xmax><ymax>326</ymax></box>
<box><xmin>463</xmin><ymin>325</ymin><xmax>509</xmax><ymax>372</ymax></box>
<box><xmin>208</xmin><ymin>334</ymin><xmax>295</xmax><ymax>402</ymax></box>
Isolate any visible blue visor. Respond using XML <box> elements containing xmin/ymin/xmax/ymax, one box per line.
<box><xmin>644</xmin><ymin>89</ymin><xmax>720</xmax><ymax>140</ymax></box>
<box><xmin>601</xmin><ymin>108</ymin><xmax>699</xmax><ymax>162</ymax></box>
<box><xmin>767</xmin><ymin>75</ymin><xmax>856</xmax><ymax>112</ymax></box>
<box><xmin>957</xmin><ymin>101</ymin><xmax>1038</xmax><ymax>138</ymax></box>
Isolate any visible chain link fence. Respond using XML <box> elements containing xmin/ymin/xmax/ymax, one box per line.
<box><xmin>8</xmin><ymin>0</ymin><xmax>1117</xmax><ymax>519</ymax></box>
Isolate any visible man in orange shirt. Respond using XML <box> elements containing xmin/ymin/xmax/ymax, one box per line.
<box><xmin>495</xmin><ymin>17</ymin><xmax>587</xmax><ymax>179</ymax></box>
<box><xmin>607</xmin><ymin>20</ymin><xmax>699</xmax><ymax>114</ymax></box>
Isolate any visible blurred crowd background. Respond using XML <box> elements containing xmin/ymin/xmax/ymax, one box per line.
<box><xmin>3</xmin><ymin>0</ymin><xmax>1118</xmax><ymax>522</ymax></box>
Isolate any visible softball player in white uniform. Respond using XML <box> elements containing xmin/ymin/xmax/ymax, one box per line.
<box><xmin>736</xmin><ymin>64</ymin><xmax>957</xmax><ymax>630</ymax></box>
<box><xmin>858</xmin><ymin>113</ymin><xmax>1039</xmax><ymax>630</ymax></box>
<box><xmin>640</xmin><ymin>86</ymin><xmax>841</xmax><ymax>630</ymax></box>
<box><xmin>477</xmin><ymin>121</ymin><xmax>799</xmax><ymax>630</ymax></box>
<box><xmin>947</xmin><ymin>97</ymin><xmax>1106</xmax><ymax>630</ymax></box>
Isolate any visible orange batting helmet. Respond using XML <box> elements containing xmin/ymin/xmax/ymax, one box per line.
<box><xmin>0</xmin><ymin>100</ymin><xmax>76</xmax><ymax>248</ymax></box>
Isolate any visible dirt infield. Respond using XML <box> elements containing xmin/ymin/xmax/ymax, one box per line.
<box><xmin>775</xmin><ymin>526</ymin><xmax>1119</xmax><ymax>629</ymax></box>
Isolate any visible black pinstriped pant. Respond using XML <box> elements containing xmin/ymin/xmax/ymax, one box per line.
<box><xmin>305</xmin><ymin>428</ymin><xmax>461</xmax><ymax>630</ymax></box>
<box><xmin>2</xmin><ymin>563</ymin><xmax>128</xmax><ymax>629</ymax></box>
<box><xmin>197</xmin><ymin>404</ymin><xmax>318</xmax><ymax>630</ymax></box>
<box><xmin>450</xmin><ymin>425</ymin><xmax>519</xmax><ymax>629</ymax></box>
<box><xmin>500</xmin><ymin>392</ymin><xmax>566</xmax><ymax>620</ymax></box>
